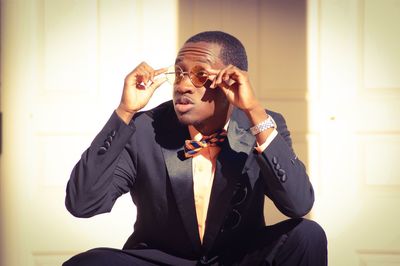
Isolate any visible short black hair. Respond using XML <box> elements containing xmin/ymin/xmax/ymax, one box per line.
<box><xmin>185</xmin><ymin>31</ymin><xmax>248</xmax><ymax>71</ymax></box>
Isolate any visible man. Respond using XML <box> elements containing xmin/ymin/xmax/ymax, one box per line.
<box><xmin>64</xmin><ymin>31</ymin><xmax>327</xmax><ymax>265</ymax></box>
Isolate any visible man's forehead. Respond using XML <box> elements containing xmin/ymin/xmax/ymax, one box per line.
<box><xmin>175</xmin><ymin>42</ymin><xmax>221</xmax><ymax>65</ymax></box>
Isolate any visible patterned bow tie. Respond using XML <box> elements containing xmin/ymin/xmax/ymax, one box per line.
<box><xmin>184</xmin><ymin>130</ymin><xmax>227</xmax><ymax>158</ymax></box>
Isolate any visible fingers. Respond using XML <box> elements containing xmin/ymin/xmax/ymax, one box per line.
<box><xmin>147</xmin><ymin>67</ymin><xmax>168</xmax><ymax>91</ymax></box>
<box><xmin>125</xmin><ymin>62</ymin><xmax>168</xmax><ymax>89</ymax></box>
<box><xmin>149</xmin><ymin>67</ymin><xmax>169</xmax><ymax>83</ymax></box>
<box><xmin>148</xmin><ymin>75</ymin><xmax>167</xmax><ymax>92</ymax></box>
<box><xmin>154</xmin><ymin>67</ymin><xmax>169</xmax><ymax>76</ymax></box>
<box><xmin>208</xmin><ymin>65</ymin><xmax>243</xmax><ymax>89</ymax></box>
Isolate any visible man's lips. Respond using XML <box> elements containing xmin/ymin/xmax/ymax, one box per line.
<box><xmin>174</xmin><ymin>95</ymin><xmax>194</xmax><ymax>105</ymax></box>
<box><xmin>174</xmin><ymin>95</ymin><xmax>194</xmax><ymax>113</ymax></box>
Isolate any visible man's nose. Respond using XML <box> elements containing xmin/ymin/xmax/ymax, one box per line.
<box><xmin>174</xmin><ymin>75</ymin><xmax>194</xmax><ymax>93</ymax></box>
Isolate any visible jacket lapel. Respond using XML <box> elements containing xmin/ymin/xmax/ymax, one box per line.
<box><xmin>201</xmin><ymin>108</ymin><xmax>258</xmax><ymax>252</ymax></box>
<box><xmin>155</xmin><ymin>106</ymin><xmax>202</xmax><ymax>252</ymax></box>
<box><xmin>161</xmin><ymin>146</ymin><xmax>202</xmax><ymax>252</ymax></box>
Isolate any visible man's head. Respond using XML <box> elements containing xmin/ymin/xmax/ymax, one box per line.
<box><xmin>185</xmin><ymin>31</ymin><xmax>248</xmax><ymax>71</ymax></box>
<box><xmin>172</xmin><ymin>31</ymin><xmax>248</xmax><ymax>135</ymax></box>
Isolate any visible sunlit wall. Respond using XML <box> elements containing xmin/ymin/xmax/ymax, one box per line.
<box><xmin>2</xmin><ymin>0</ymin><xmax>399</xmax><ymax>266</ymax></box>
<box><xmin>1</xmin><ymin>1</ymin><xmax>177</xmax><ymax>265</ymax></box>
<box><xmin>308</xmin><ymin>0</ymin><xmax>400</xmax><ymax>265</ymax></box>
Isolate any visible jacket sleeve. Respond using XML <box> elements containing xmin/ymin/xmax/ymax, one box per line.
<box><xmin>256</xmin><ymin>112</ymin><xmax>314</xmax><ymax>218</ymax></box>
<box><xmin>65</xmin><ymin>111</ymin><xmax>137</xmax><ymax>218</ymax></box>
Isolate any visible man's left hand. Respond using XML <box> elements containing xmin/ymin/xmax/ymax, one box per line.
<box><xmin>208</xmin><ymin>65</ymin><xmax>259</xmax><ymax>112</ymax></box>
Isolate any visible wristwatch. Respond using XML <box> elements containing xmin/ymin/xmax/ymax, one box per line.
<box><xmin>249</xmin><ymin>116</ymin><xmax>276</xmax><ymax>135</ymax></box>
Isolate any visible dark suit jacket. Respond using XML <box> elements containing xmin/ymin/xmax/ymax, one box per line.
<box><xmin>65</xmin><ymin>100</ymin><xmax>314</xmax><ymax>262</ymax></box>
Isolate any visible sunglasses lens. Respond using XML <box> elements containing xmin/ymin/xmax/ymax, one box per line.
<box><xmin>166</xmin><ymin>65</ymin><xmax>209</xmax><ymax>87</ymax></box>
<box><xmin>165</xmin><ymin>73</ymin><xmax>175</xmax><ymax>85</ymax></box>
<box><xmin>165</xmin><ymin>65</ymin><xmax>181</xmax><ymax>85</ymax></box>
<box><xmin>190</xmin><ymin>65</ymin><xmax>209</xmax><ymax>87</ymax></box>
<box><xmin>165</xmin><ymin>66</ymin><xmax>175</xmax><ymax>84</ymax></box>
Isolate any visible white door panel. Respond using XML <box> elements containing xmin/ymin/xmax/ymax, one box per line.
<box><xmin>0</xmin><ymin>0</ymin><xmax>176</xmax><ymax>265</ymax></box>
<box><xmin>308</xmin><ymin>0</ymin><xmax>400</xmax><ymax>265</ymax></box>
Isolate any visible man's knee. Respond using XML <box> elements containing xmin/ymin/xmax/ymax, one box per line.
<box><xmin>63</xmin><ymin>248</ymin><xmax>120</xmax><ymax>266</ymax></box>
<box><xmin>286</xmin><ymin>218</ymin><xmax>328</xmax><ymax>264</ymax></box>
<box><xmin>293</xmin><ymin>219</ymin><xmax>327</xmax><ymax>248</ymax></box>
<box><xmin>273</xmin><ymin>219</ymin><xmax>327</xmax><ymax>265</ymax></box>
<box><xmin>63</xmin><ymin>248</ymin><xmax>159</xmax><ymax>266</ymax></box>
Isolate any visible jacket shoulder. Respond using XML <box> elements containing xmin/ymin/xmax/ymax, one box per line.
<box><xmin>133</xmin><ymin>100</ymin><xmax>175</xmax><ymax>123</ymax></box>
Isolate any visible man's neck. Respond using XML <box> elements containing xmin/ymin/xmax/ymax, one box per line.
<box><xmin>193</xmin><ymin>105</ymin><xmax>233</xmax><ymax>136</ymax></box>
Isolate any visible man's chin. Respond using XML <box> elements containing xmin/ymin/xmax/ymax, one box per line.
<box><xmin>176</xmin><ymin>113</ymin><xmax>195</xmax><ymax>126</ymax></box>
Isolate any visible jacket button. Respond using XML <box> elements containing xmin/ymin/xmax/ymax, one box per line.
<box><xmin>106</xmin><ymin>135</ymin><xmax>113</xmax><ymax>142</ymax></box>
<box><xmin>275</xmin><ymin>163</ymin><xmax>281</xmax><ymax>170</ymax></box>
<box><xmin>280</xmin><ymin>174</ymin><xmax>287</xmax><ymax>183</ymax></box>
<box><xmin>278</xmin><ymin>169</ymin><xmax>286</xmax><ymax>177</ymax></box>
<box><xmin>104</xmin><ymin>140</ymin><xmax>111</xmax><ymax>148</ymax></box>
<box><xmin>98</xmin><ymin>146</ymin><xmax>107</xmax><ymax>154</ymax></box>
<box><xmin>199</xmin><ymin>256</ymin><xmax>208</xmax><ymax>265</ymax></box>
<box><xmin>111</xmin><ymin>130</ymin><xmax>116</xmax><ymax>137</ymax></box>
<box><xmin>272</xmin><ymin>156</ymin><xmax>278</xmax><ymax>165</ymax></box>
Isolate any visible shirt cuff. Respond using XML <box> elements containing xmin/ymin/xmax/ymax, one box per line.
<box><xmin>254</xmin><ymin>129</ymin><xmax>278</xmax><ymax>153</ymax></box>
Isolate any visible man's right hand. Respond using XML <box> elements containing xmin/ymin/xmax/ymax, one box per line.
<box><xmin>116</xmin><ymin>62</ymin><xmax>168</xmax><ymax>124</ymax></box>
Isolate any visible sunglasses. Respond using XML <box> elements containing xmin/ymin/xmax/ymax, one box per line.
<box><xmin>165</xmin><ymin>65</ymin><xmax>211</xmax><ymax>88</ymax></box>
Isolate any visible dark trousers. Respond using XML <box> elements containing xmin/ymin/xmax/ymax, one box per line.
<box><xmin>63</xmin><ymin>218</ymin><xmax>327</xmax><ymax>266</ymax></box>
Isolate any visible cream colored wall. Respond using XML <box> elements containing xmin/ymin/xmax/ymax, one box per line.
<box><xmin>0</xmin><ymin>1</ymin><xmax>177</xmax><ymax>265</ymax></box>
<box><xmin>178</xmin><ymin>0</ymin><xmax>308</xmax><ymax>224</ymax></box>
<box><xmin>3</xmin><ymin>0</ymin><xmax>398</xmax><ymax>265</ymax></box>
<box><xmin>308</xmin><ymin>0</ymin><xmax>400</xmax><ymax>265</ymax></box>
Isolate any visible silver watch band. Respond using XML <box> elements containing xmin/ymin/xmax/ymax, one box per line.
<box><xmin>249</xmin><ymin>116</ymin><xmax>276</xmax><ymax>135</ymax></box>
